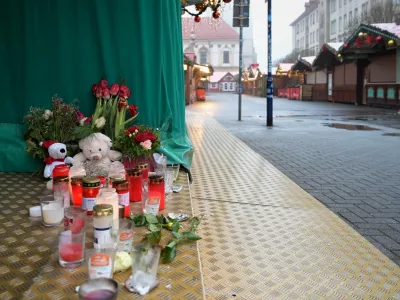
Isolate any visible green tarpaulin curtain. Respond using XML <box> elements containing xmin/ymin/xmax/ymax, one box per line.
<box><xmin>0</xmin><ymin>0</ymin><xmax>193</xmax><ymax>172</ymax></box>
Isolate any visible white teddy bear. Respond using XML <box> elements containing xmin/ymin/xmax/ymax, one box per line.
<box><xmin>41</xmin><ymin>140</ymin><xmax>73</xmax><ymax>178</ymax></box>
<box><xmin>72</xmin><ymin>133</ymin><xmax>123</xmax><ymax>176</ymax></box>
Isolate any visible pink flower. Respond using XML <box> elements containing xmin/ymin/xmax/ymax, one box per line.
<box><xmin>118</xmin><ymin>100</ymin><xmax>128</xmax><ymax>112</ymax></box>
<box><xmin>99</xmin><ymin>79</ymin><xmax>108</xmax><ymax>89</ymax></box>
<box><xmin>92</xmin><ymin>84</ymin><xmax>99</xmax><ymax>96</ymax></box>
<box><xmin>102</xmin><ymin>88</ymin><xmax>110</xmax><ymax>100</ymax></box>
<box><xmin>85</xmin><ymin>117</ymin><xmax>92</xmax><ymax>124</ymax></box>
<box><xmin>110</xmin><ymin>84</ymin><xmax>119</xmax><ymax>96</ymax></box>
<box><xmin>95</xmin><ymin>87</ymin><xmax>102</xmax><ymax>98</ymax></box>
<box><xmin>119</xmin><ymin>85</ymin><xmax>131</xmax><ymax>99</ymax></box>
<box><xmin>76</xmin><ymin>111</ymin><xmax>85</xmax><ymax>121</ymax></box>
<box><xmin>140</xmin><ymin>140</ymin><xmax>152</xmax><ymax>150</ymax></box>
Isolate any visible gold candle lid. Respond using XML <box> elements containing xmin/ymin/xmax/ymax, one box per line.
<box><xmin>93</xmin><ymin>204</ymin><xmax>113</xmax><ymax>217</ymax></box>
<box><xmin>53</xmin><ymin>176</ymin><xmax>69</xmax><ymax>184</ymax></box>
<box><xmin>71</xmin><ymin>176</ymin><xmax>85</xmax><ymax>184</ymax></box>
<box><xmin>137</xmin><ymin>163</ymin><xmax>148</xmax><ymax>169</ymax></box>
<box><xmin>127</xmin><ymin>168</ymin><xmax>142</xmax><ymax>177</ymax></box>
<box><xmin>149</xmin><ymin>175</ymin><xmax>164</xmax><ymax>184</ymax></box>
<box><xmin>112</xmin><ymin>180</ymin><xmax>129</xmax><ymax>189</ymax></box>
<box><xmin>82</xmin><ymin>177</ymin><xmax>100</xmax><ymax>188</ymax></box>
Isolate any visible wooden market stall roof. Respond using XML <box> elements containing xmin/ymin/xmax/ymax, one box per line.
<box><xmin>291</xmin><ymin>56</ymin><xmax>316</xmax><ymax>72</ymax></box>
<box><xmin>312</xmin><ymin>42</ymin><xmax>343</xmax><ymax>69</ymax></box>
<box><xmin>276</xmin><ymin>63</ymin><xmax>294</xmax><ymax>76</ymax></box>
<box><xmin>337</xmin><ymin>23</ymin><xmax>400</xmax><ymax>59</ymax></box>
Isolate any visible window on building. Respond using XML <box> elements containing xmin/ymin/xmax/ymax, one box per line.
<box><xmin>296</xmin><ymin>24</ymin><xmax>299</xmax><ymax>34</ymax></box>
<box><xmin>344</xmin><ymin>0</ymin><xmax>347</xmax><ymax>5</ymax></box>
<box><xmin>339</xmin><ymin>0</ymin><xmax>342</xmax><ymax>8</ymax></box>
<box><xmin>339</xmin><ymin>17</ymin><xmax>342</xmax><ymax>31</ymax></box>
<box><xmin>223</xmin><ymin>50</ymin><xmax>230</xmax><ymax>64</ymax></box>
<box><xmin>362</xmin><ymin>3</ymin><xmax>368</xmax><ymax>18</ymax></box>
<box><xmin>331</xmin><ymin>0</ymin><xmax>336</xmax><ymax>13</ymax></box>
<box><xmin>344</xmin><ymin>14</ymin><xmax>347</xmax><ymax>28</ymax></box>
<box><xmin>199</xmin><ymin>48</ymin><xmax>207</xmax><ymax>64</ymax></box>
<box><xmin>331</xmin><ymin>20</ymin><xmax>337</xmax><ymax>34</ymax></box>
<box><xmin>316</xmin><ymin>12</ymin><xmax>318</xmax><ymax>23</ymax></box>
<box><xmin>354</xmin><ymin>8</ymin><xmax>358</xmax><ymax>19</ymax></box>
<box><xmin>349</xmin><ymin>11</ymin><xmax>353</xmax><ymax>22</ymax></box>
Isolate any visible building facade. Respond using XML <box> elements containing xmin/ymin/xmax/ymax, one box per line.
<box><xmin>291</xmin><ymin>0</ymin><xmax>394</xmax><ymax>55</ymax></box>
<box><xmin>182</xmin><ymin>18</ymin><xmax>240</xmax><ymax>73</ymax></box>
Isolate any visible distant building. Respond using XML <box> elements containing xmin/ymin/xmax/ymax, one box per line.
<box><xmin>291</xmin><ymin>0</ymin><xmax>393</xmax><ymax>55</ymax></box>
<box><xmin>183</xmin><ymin>18</ymin><xmax>240</xmax><ymax>73</ymax></box>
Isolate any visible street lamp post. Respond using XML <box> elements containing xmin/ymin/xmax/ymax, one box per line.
<box><xmin>266</xmin><ymin>0</ymin><xmax>273</xmax><ymax>127</ymax></box>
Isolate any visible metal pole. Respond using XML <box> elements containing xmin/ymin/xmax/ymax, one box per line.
<box><xmin>238</xmin><ymin>1</ymin><xmax>243</xmax><ymax>121</ymax></box>
<box><xmin>266</xmin><ymin>0</ymin><xmax>273</xmax><ymax>126</ymax></box>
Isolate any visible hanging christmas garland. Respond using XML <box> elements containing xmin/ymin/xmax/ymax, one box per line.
<box><xmin>181</xmin><ymin>0</ymin><xmax>231</xmax><ymax>22</ymax></box>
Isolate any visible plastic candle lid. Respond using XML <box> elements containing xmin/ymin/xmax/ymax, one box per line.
<box><xmin>29</xmin><ymin>206</ymin><xmax>42</xmax><ymax>217</ymax></box>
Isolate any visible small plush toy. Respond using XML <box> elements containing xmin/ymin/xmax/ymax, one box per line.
<box><xmin>72</xmin><ymin>133</ymin><xmax>123</xmax><ymax>176</ymax></box>
<box><xmin>41</xmin><ymin>140</ymin><xmax>73</xmax><ymax>178</ymax></box>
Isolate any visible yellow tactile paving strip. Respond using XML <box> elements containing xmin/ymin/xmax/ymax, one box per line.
<box><xmin>0</xmin><ymin>172</ymin><xmax>204</xmax><ymax>299</ymax></box>
<box><xmin>186</xmin><ymin>111</ymin><xmax>400</xmax><ymax>300</ymax></box>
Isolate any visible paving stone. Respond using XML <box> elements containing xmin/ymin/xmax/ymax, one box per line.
<box><xmin>371</xmin><ymin>236</ymin><xmax>400</xmax><ymax>250</ymax></box>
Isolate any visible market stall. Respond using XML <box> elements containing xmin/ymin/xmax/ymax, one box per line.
<box><xmin>290</xmin><ymin>56</ymin><xmax>315</xmax><ymax>101</ymax></box>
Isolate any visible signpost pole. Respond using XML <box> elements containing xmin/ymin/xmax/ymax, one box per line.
<box><xmin>266</xmin><ymin>0</ymin><xmax>273</xmax><ymax>126</ymax></box>
<box><xmin>239</xmin><ymin>25</ymin><xmax>243</xmax><ymax>121</ymax></box>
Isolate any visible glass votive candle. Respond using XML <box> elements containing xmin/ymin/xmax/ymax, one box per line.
<box><xmin>71</xmin><ymin>176</ymin><xmax>84</xmax><ymax>206</ymax></box>
<box><xmin>117</xmin><ymin>219</ymin><xmax>134</xmax><ymax>253</ymax></box>
<box><xmin>64</xmin><ymin>206</ymin><xmax>87</xmax><ymax>233</ymax></box>
<box><xmin>97</xmin><ymin>176</ymin><xmax>107</xmax><ymax>188</ymax></box>
<box><xmin>109</xmin><ymin>175</ymin><xmax>125</xmax><ymax>189</ymax></box>
<box><xmin>148</xmin><ymin>175</ymin><xmax>165</xmax><ymax>211</ymax></box>
<box><xmin>40</xmin><ymin>195</ymin><xmax>64</xmax><ymax>227</ymax></box>
<box><xmin>127</xmin><ymin>169</ymin><xmax>142</xmax><ymax>203</ymax></box>
<box><xmin>97</xmin><ymin>188</ymin><xmax>119</xmax><ymax>232</ymax></box>
<box><xmin>82</xmin><ymin>177</ymin><xmax>101</xmax><ymax>215</ymax></box>
<box><xmin>78</xmin><ymin>278</ymin><xmax>119</xmax><ymax>300</ymax></box>
<box><xmin>113</xmin><ymin>180</ymin><xmax>130</xmax><ymax>217</ymax></box>
<box><xmin>59</xmin><ymin>229</ymin><xmax>85</xmax><ymax>268</ymax></box>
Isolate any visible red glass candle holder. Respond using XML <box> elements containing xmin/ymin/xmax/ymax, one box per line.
<box><xmin>96</xmin><ymin>176</ymin><xmax>107</xmax><ymax>188</ymax></box>
<box><xmin>127</xmin><ymin>169</ymin><xmax>142</xmax><ymax>203</ymax></box>
<box><xmin>113</xmin><ymin>180</ymin><xmax>130</xmax><ymax>217</ymax></box>
<box><xmin>52</xmin><ymin>164</ymin><xmax>70</xmax><ymax>190</ymax></box>
<box><xmin>71</xmin><ymin>176</ymin><xmax>84</xmax><ymax>206</ymax></box>
<box><xmin>149</xmin><ymin>175</ymin><xmax>165</xmax><ymax>211</ymax></box>
<box><xmin>82</xmin><ymin>177</ymin><xmax>101</xmax><ymax>215</ymax></box>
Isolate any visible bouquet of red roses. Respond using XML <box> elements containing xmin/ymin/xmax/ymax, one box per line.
<box><xmin>114</xmin><ymin>125</ymin><xmax>161</xmax><ymax>158</ymax></box>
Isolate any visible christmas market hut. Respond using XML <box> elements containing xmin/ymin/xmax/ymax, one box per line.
<box><xmin>275</xmin><ymin>63</ymin><xmax>293</xmax><ymax>98</ymax></box>
<box><xmin>311</xmin><ymin>43</ymin><xmax>343</xmax><ymax>102</ymax></box>
<box><xmin>290</xmin><ymin>56</ymin><xmax>316</xmax><ymax>100</ymax></box>
<box><xmin>337</xmin><ymin>23</ymin><xmax>400</xmax><ymax>108</ymax></box>
<box><xmin>243</xmin><ymin>64</ymin><xmax>263</xmax><ymax>96</ymax></box>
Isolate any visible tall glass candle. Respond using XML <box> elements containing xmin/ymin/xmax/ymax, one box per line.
<box><xmin>97</xmin><ymin>188</ymin><xmax>119</xmax><ymax>231</ymax></box>
<box><xmin>109</xmin><ymin>175</ymin><xmax>125</xmax><ymax>189</ymax></box>
<box><xmin>127</xmin><ymin>169</ymin><xmax>142</xmax><ymax>203</ymax></box>
<box><xmin>113</xmin><ymin>180</ymin><xmax>130</xmax><ymax>217</ymax></box>
<box><xmin>52</xmin><ymin>164</ymin><xmax>69</xmax><ymax>190</ymax></box>
<box><xmin>71</xmin><ymin>176</ymin><xmax>84</xmax><ymax>206</ymax></box>
<box><xmin>53</xmin><ymin>176</ymin><xmax>70</xmax><ymax>208</ymax></box>
<box><xmin>97</xmin><ymin>176</ymin><xmax>107</xmax><ymax>188</ymax></box>
<box><xmin>93</xmin><ymin>204</ymin><xmax>113</xmax><ymax>249</ymax></box>
<box><xmin>148</xmin><ymin>175</ymin><xmax>165</xmax><ymax>211</ymax></box>
<box><xmin>82</xmin><ymin>177</ymin><xmax>101</xmax><ymax>215</ymax></box>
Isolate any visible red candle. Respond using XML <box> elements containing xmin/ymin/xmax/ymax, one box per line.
<box><xmin>52</xmin><ymin>164</ymin><xmax>69</xmax><ymax>190</ymax></box>
<box><xmin>82</xmin><ymin>177</ymin><xmax>100</xmax><ymax>215</ymax></box>
<box><xmin>127</xmin><ymin>169</ymin><xmax>142</xmax><ymax>202</ymax></box>
<box><xmin>149</xmin><ymin>175</ymin><xmax>165</xmax><ymax>211</ymax></box>
<box><xmin>113</xmin><ymin>180</ymin><xmax>130</xmax><ymax>217</ymax></box>
<box><xmin>137</xmin><ymin>163</ymin><xmax>149</xmax><ymax>181</ymax></box>
<box><xmin>71</xmin><ymin>176</ymin><xmax>84</xmax><ymax>206</ymax></box>
<box><xmin>96</xmin><ymin>176</ymin><xmax>107</xmax><ymax>188</ymax></box>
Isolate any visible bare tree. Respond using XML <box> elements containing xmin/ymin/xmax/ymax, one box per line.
<box><xmin>340</xmin><ymin>1</ymin><xmax>395</xmax><ymax>41</ymax></box>
<box><xmin>273</xmin><ymin>49</ymin><xmax>301</xmax><ymax>66</ymax></box>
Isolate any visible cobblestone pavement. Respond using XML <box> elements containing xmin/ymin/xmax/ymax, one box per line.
<box><xmin>188</xmin><ymin>93</ymin><xmax>400</xmax><ymax>265</ymax></box>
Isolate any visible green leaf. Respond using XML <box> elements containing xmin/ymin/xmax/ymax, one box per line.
<box><xmin>148</xmin><ymin>224</ymin><xmax>159</xmax><ymax>232</ymax></box>
<box><xmin>172</xmin><ymin>232</ymin><xmax>182</xmax><ymax>240</ymax></box>
<box><xmin>161</xmin><ymin>244</ymin><xmax>177</xmax><ymax>263</ymax></box>
<box><xmin>144</xmin><ymin>230</ymin><xmax>161</xmax><ymax>246</ymax></box>
<box><xmin>183</xmin><ymin>232</ymin><xmax>202</xmax><ymax>241</ymax></box>
<box><xmin>189</xmin><ymin>217</ymin><xmax>200</xmax><ymax>233</ymax></box>
<box><xmin>167</xmin><ymin>240</ymin><xmax>177</xmax><ymax>248</ymax></box>
<box><xmin>131</xmin><ymin>214</ymin><xmax>146</xmax><ymax>227</ymax></box>
<box><xmin>145</xmin><ymin>214</ymin><xmax>159</xmax><ymax>224</ymax></box>
<box><xmin>172</xmin><ymin>221</ymin><xmax>180</xmax><ymax>232</ymax></box>
<box><xmin>156</xmin><ymin>215</ymin><xmax>164</xmax><ymax>224</ymax></box>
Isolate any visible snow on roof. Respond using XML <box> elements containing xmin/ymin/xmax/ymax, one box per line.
<box><xmin>302</xmin><ymin>56</ymin><xmax>316</xmax><ymax>65</ymax></box>
<box><xmin>327</xmin><ymin>43</ymin><xmax>343</xmax><ymax>52</ymax></box>
<box><xmin>370</xmin><ymin>23</ymin><xmax>400</xmax><ymax>38</ymax></box>
<box><xmin>278</xmin><ymin>63</ymin><xmax>294</xmax><ymax>72</ymax></box>
<box><xmin>209</xmin><ymin>72</ymin><xmax>229</xmax><ymax>82</ymax></box>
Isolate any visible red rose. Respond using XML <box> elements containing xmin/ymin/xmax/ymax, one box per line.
<box><xmin>144</xmin><ymin>132</ymin><xmax>157</xmax><ymax>142</ymax></box>
<box><xmin>110</xmin><ymin>84</ymin><xmax>119</xmax><ymax>96</ymax></box>
<box><xmin>119</xmin><ymin>85</ymin><xmax>131</xmax><ymax>99</ymax></box>
<box><xmin>99</xmin><ymin>79</ymin><xmax>108</xmax><ymax>89</ymax></box>
<box><xmin>92</xmin><ymin>84</ymin><xmax>99</xmax><ymax>96</ymax></box>
<box><xmin>127</xmin><ymin>126</ymin><xmax>140</xmax><ymax>133</ymax></box>
<box><xmin>85</xmin><ymin>117</ymin><xmax>92</xmax><ymax>124</ymax></box>
<box><xmin>134</xmin><ymin>132</ymin><xmax>148</xmax><ymax>143</ymax></box>
<box><xmin>102</xmin><ymin>88</ymin><xmax>110</xmax><ymax>100</ymax></box>
<box><xmin>129</xmin><ymin>105</ymin><xmax>138</xmax><ymax>117</ymax></box>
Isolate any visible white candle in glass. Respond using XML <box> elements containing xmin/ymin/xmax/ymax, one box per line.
<box><xmin>42</xmin><ymin>202</ymin><xmax>64</xmax><ymax>224</ymax></box>
<box><xmin>97</xmin><ymin>188</ymin><xmax>119</xmax><ymax>231</ymax></box>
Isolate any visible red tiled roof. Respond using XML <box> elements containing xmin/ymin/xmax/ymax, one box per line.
<box><xmin>182</xmin><ymin>17</ymin><xmax>239</xmax><ymax>40</ymax></box>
